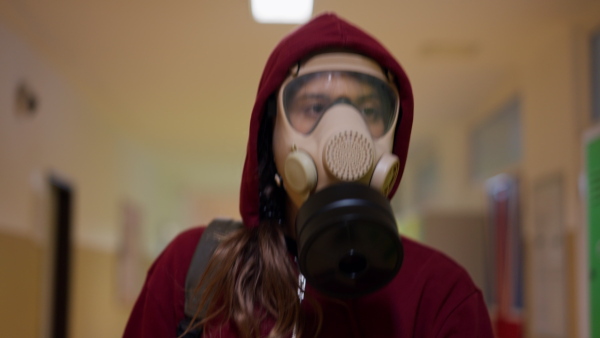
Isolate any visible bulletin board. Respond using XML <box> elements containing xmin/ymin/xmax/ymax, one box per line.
<box><xmin>531</xmin><ymin>174</ymin><xmax>567</xmax><ymax>337</ymax></box>
<box><xmin>584</xmin><ymin>125</ymin><xmax>600</xmax><ymax>338</ymax></box>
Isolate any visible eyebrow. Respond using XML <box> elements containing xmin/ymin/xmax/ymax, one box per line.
<box><xmin>355</xmin><ymin>93</ymin><xmax>379</xmax><ymax>103</ymax></box>
<box><xmin>293</xmin><ymin>93</ymin><xmax>331</xmax><ymax>101</ymax></box>
<box><xmin>294</xmin><ymin>91</ymin><xmax>379</xmax><ymax>102</ymax></box>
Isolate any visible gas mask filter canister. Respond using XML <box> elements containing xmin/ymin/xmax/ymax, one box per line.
<box><xmin>272</xmin><ymin>53</ymin><xmax>404</xmax><ymax>298</ymax></box>
<box><xmin>296</xmin><ymin>182</ymin><xmax>403</xmax><ymax>298</ymax></box>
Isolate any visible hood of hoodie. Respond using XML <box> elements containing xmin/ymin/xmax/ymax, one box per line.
<box><xmin>240</xmin><ymin>13</ymin><xmax>413</xmax><ymax>228</ymax></box>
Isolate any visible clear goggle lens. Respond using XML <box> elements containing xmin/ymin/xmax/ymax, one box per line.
<box><xmin>282</xmin><ymin>71</ymin><xmax>399</xmax><ymax>138</ymax></box>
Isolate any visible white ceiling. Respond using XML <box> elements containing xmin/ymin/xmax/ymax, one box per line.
<box><xmin>1</xmin><ymin>0</ymin><xmax>599</xmax><ymax>162</ymax></box>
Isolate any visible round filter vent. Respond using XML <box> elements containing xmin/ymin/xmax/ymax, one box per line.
<box><xmin>324</xmin><ymin>130</ymin><xmax>374</xmax><ymax>181</ymax></box>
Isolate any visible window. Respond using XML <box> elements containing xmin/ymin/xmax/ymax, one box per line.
<box><xmin>471</xmin><ymin>98</ymin><xmax>522</xmax><ymax>180</ymax></box>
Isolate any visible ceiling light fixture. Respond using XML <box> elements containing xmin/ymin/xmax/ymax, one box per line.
<box><xmin>250</xmin><ymin>0</ymin><xmax>313</xmax><ymax>24</ymax></box>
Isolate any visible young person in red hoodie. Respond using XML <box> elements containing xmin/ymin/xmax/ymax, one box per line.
<box><xmin>123</xmin><ymin>13</ymin><xmax>494</xmax><ymax>338</ymax></box>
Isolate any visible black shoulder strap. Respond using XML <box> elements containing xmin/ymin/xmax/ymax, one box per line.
<box><xmin>184</xmin><ymin>218</ymin><xmax>243</xmax><ymax>319</ymax></box>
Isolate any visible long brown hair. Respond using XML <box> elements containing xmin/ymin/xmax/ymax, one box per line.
<box><xmin>185</xmin><ymin>222</ymin><xmax>316</xmax><ymax>337</ymax></box>
<box><xmin>182</xmin><ymin>97</ymin><xmax>321</xmax><ymax>337</ymax></box>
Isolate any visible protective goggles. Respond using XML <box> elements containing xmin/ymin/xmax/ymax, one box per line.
<box><xmin>281</xmin><ymin>71</ymin><xmax>399</xmax><ymax>138</ymax></box>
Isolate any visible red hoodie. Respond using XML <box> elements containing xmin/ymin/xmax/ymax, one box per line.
<box><xmin>124</xmin><ymin>13</ymin><xmax>493</xmax><ymax>338</ymax></box>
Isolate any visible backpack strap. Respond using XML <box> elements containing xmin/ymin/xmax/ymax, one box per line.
<box><xmin>177</xmin><ymin>219</ymin><xmax>243</xmax><ymax>337</ymax></box>
<box><xmin>184</xmin><ymin>218</ymin><xmax>243</xmax><ymax>319</ymax></box>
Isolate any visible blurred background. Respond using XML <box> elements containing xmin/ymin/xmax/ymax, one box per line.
<box><xmin>1</xmin><ymin>0</ymin><xmax>600</xmax><ymax>337</ymax></box>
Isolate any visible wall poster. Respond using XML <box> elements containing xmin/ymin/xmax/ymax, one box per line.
<box><xmin>486</xmin><ymin>174</ymin><xmax>523</xmax><ymax>338</ymax></box>
<box><xmin>117</xmin><ymin>199</ymin><xmax>144</xmax><ymax>303</ymax></box>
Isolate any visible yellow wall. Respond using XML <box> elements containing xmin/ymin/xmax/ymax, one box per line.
<box><xmin>401</xmin><ymin>22</ymin><xmax>598</xmax><ymax>337</ymax></box>
<box><xmin>70</xmin><ymin>243</ymin><xmax>139</xmax><ymax>338</ymax></box>
<box><xmin>1</xmin><ymin>10</ymin><xmax>600</xmax><ymax>338</ymax></box>
<box><xmin>0</xmin><ymin>19</ymin><xmax>241</xmax><ymax>338</ymax></box>
<box><xmin>0</xmin><ymin>232</ymin><xmax>44</xmax><ymax>338</ymax></box>
<box><xmin>1</xmin><ymin>20</ymin><xmax>139</xmax><ymax>337</ymax></box>
<box><xmin>0</xmin><ymin>231</ymin><xmax>141</xmax><ymax>338</ymax></box>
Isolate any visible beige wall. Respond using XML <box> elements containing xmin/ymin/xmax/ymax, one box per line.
<box><xmin>0</xmin><ymin>19</ymin><xmax>242</xmax><ymax>338</ymax></box>
<box><xmin>0</xmin><ymin>21</ymin><xmax>139</xmax><ymax>338</ymax></box>
<box><xmin>0</xmin><ymin>232</ymin><xmax>136</xmax><ymax>338</ymax></box>
<box><xmin>519</xmin><ymin>25</ymin><xmax>580</xmax><ymax>338</ymax></box>
<box><xmin>70</xmin><ymin>243</ymin><xmax>141</xmax><ymax>338</ymax></box>
<box><xmin>1</xmin><ymin>11</ymin><xmax>599</xmax><ymax>338</ymax></box>
<box><xmin>0</xmin><ymin>233</ymin><xmax>44</xmax><ymax>338</ymax></box>
<box><xmin>402</xmin><ymin>22</ymin><xmax>598</xmax><ymax>337</ymax></box>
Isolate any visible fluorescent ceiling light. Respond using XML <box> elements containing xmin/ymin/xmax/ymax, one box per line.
<box><xmin>251</xmin><ymin>0</ymin><xmax>313</xmax><ymax>24</ymax></box>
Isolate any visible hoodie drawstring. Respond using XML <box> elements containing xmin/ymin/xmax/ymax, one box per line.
<box><xmin>292</xmin><ymin>273</ymin><xmax>306</xmax><ymax>338</ymax></box>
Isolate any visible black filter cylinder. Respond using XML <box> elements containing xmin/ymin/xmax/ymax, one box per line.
<box><xmin>296</xmin><ymin>182</ymin><xmax>404</xmax><ymax>298</ymax></box>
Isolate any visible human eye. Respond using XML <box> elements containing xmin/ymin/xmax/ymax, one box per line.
<box><xmin>287</xmin><ymin>95</ymin><xmax>330</xmax><ymax>133</ymax></box>
<box><xmin>303</xmin><ymin>100</ymin><xmax>327</xmax><ymax>117</ymax></box>
<box><xmin>359</xmin><ymin>101</ymin><xmax>383</xmax><ymax>122</ymax></box>
<box><xmin>292</xmin><ymin>95</ymin><xmax>329</xmax><ymax>117</ymax></box>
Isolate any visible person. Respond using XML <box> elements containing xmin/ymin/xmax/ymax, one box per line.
<box><xmin>123</xmin><ymin>13</ymin><xmax>494</xmax><ymax>338</ymax></box>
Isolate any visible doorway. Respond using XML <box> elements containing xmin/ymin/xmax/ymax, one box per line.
<box><xmin>49</xmin><ymin>176</ymin><xmax>74</xmax><ymax>338</ymax></box>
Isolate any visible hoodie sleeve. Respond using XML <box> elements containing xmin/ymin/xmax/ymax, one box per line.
<box><xmin>123</xmin><ymin>227</ymin><xmax>204</xmax><ymax>338</ymax></box>
<box><xmin>435</xmin><ymin>289</ymin><xmax>494</xmax><ymax>338</ymax></box>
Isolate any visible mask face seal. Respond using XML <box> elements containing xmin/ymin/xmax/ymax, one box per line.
<box><xmin>295</xmin><ymin>182</ymin><xmax>404</xmax><ymax>298</ymax></box>
<box><xmin>273</xmin><ymin>53</ymin><xmax>402</xmax><ymax>207</ymax></box>
<box><xmin>272</xmin><ymin>53</ymin><xmax>405</xmax><ymax>298</ymax></box>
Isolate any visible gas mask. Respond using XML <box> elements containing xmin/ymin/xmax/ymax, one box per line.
<box><xmin>273</xmin><ymin>53</ymin><xmax>404</xmax><ymax>298</ymax></box>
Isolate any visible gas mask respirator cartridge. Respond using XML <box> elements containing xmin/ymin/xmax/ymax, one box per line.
<box><xmin>273</xmin><ymin>53</ymin><xmax>404</xmax><ymax>298</ymax></box>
